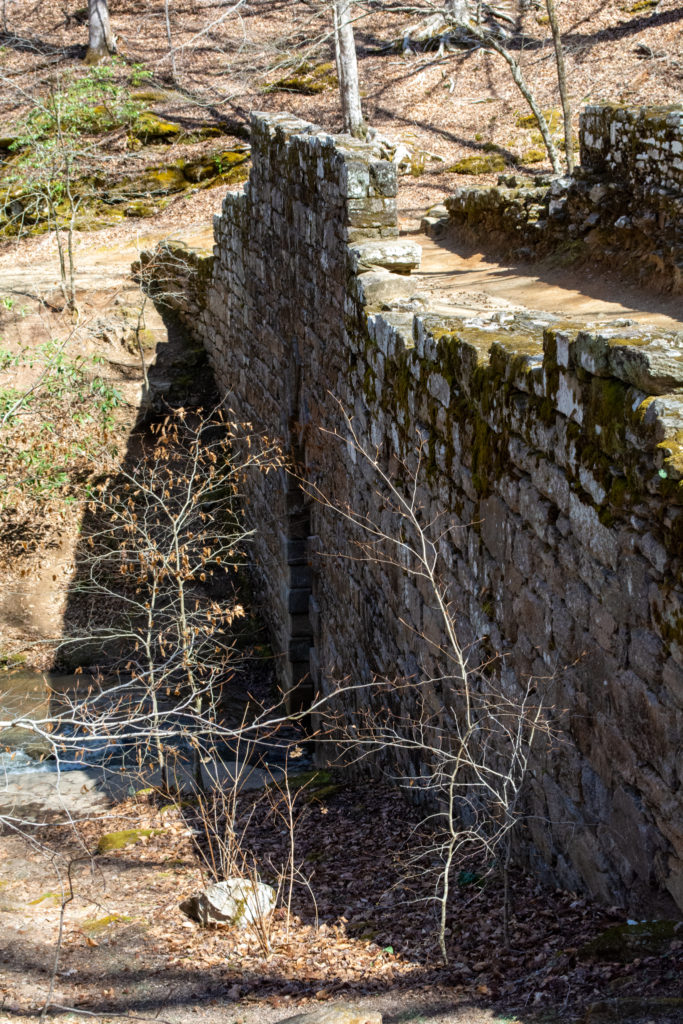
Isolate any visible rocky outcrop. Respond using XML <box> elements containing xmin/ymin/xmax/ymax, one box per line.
<box><xmin>180</xmin><ymin>879</ymin><xmax>276</xmax><ymax>928</ymax></box>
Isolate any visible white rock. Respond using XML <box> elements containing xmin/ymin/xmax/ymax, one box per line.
<box><xmin>179</xmin><ymin>878</ymin><xmax>276</xmax><ymax>928</ymax></box>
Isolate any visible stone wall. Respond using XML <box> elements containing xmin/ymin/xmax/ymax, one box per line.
<box><xmin>141</xmin><ymin>111</ymin><xmax>683</xmax><ymax>917</ymax></box>
<box><xmin>441</xmin><ymin>103</ymin><xmax>683</xmax><ymax>294</ymax></box>
<box><xmin>580</xmin><ymin>105</ymin><xmax>683</xmax><ymax>193</ymax></box>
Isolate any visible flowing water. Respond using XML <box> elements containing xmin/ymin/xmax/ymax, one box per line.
<box><xmin>0</xmin><ymin>667</ymin><xmax>306</xmax><ymax>821</ymax></box>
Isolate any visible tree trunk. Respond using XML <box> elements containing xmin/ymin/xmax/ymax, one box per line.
<box><xmin>466</xmin><ymin>19</ymin><xmax>562</xmax><ymax>175</ymax></box>
<box><xmin>333</xmin><ymin>1</ymin><xmax>365</xmax><ymax>138</ymax></box>
<box><xmin>545</xmin><ymin>0</ymin><xmax>574</xmax><ymax>173</ymax></box>
<box><xmin>447</xmin><ymin>0</ymin><xmax>471</xmax><ymax>21</ymax></box>
<box><xmin>164</xmin><ymin>0</ymin><xmax>178</xmax><ymax>82</ymax></box>
<box><xmin>85</xmin><ymin>0</ymin><xmax>116</xmax><ymax>65</ymax></box>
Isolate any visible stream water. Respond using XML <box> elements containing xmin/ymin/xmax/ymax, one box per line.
<box><xmin>0</xmin><ymin>667</ymin><xmax>308</xmax><ymax>821</ymax></box>
<box><xmin>0</xmin><ymin>669</ymin><xmax>84</xmax><ymax>773</ymax></box>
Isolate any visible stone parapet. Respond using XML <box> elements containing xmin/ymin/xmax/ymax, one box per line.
<box><xmin>580</xmin><ymin>104</ymin><xmax>683</xmax><ymax>194</ymax></box>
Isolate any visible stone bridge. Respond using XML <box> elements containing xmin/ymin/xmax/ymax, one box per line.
<box><xmin>139</xmin><ymin>105</ymin><xmax>683</xmax><ymax>917</ymax></box>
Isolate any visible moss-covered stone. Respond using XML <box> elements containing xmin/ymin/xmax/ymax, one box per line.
<box><xmin>265</xmin><ymin>62</ymin><xmax>337</xmax><ymax>96</ymax></box>
<box><xmin>579</xmin><ymin>920</ymin><xmax>681</xmax><ymax>961</ymax></box>
<box><xmin>0</xmin><ymin>726</ymin><xmax>53</xmax><ymax>761</ymax></box>
<box><xmin>97</xmin><ymin>828</ymin><xmax>162</xmax><ymax>854</ymax></box>
<box><xmin>129</xmin><ymin>111</ymin><xmax>183</xmax><ymax>144</ymax></box>
<box><xmin>183</xmin><ymin>149</ymin><xmax>249</xmax><ymax>183</ymax></box>
<box><xmin>0</xmin><ymin>146</ymin><xmax>251</xmax><ymax>234</ymax></box>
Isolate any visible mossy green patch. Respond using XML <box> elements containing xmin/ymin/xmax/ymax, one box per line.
<box><xmin>516</xmin><ymin>108</ymin><xmax>562</xmax><ymax>132</ymax></box>
<box><xmin>1</xmin><ymin>146</ymin><xmax>250</xmax><ymax>235</ymax></box>
<box><xmin>265</xmin><ymin>62</ymin><xmax>337</xmax><ymax>96</ymax></box>
<box><xmin>96</xmin><ymin>828</ymin><xmax>163</xmax><ymax>854</ymax></box>
<box><xmin>579</xmin><ymin>920</ymin><xmax>681</xmax><ymax>962</ymax></box>
<box><xmin>129</xmin><ymin>111</ymin><xmax>183</xmax><ymax>144</ymax></box>
<box><xmin>28</xmin><ymin>891</ymin><xmax>61</xmax><ymax>905</ymax></box>
<box><xmin>142</xmin><ymin>165</ymin><xmax>187</xmax><ymax>191</ymax></box>
<box><xmin>0</xmin><ymin>650</ymin><xmax>27</xmax><ymax>667</ymax></box>
<box><xmin>584</xmin><ymin>377</ymin><xmax>629</xmax><ymax>454</ymax></box>
<box><xmin>81</xmin><ymin>913</ymin><xmax>132</xmax><ymax>934</ymax></box>
<box><xmin>449</xmin><ymin>154</ymin><xmax>507</xmax><ymax>175</ymax></box>
<box><xmin>129</xmin><ymin>90</ymin><xmax>172</xmax><ymax>104</ymax></box>
<box><xmin>184</xmin><ymin>148</ymin><xmax>249</xmax><ymax>183</ymax></box>
<box><xmin>520</xmin><ymin>148</ymin><xmax>546</xmax><ymax>164</ymax></box>
<box><xmin>276</xmin><ymin>768</ymin><xmax>344</xmax><ymax>802</ymax></box>
<box><xmin>625</xmin><ymin>0</ymin><xmax>658</xmax><ymax>12</ymax></box>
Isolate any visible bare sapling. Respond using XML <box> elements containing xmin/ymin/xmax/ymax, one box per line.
<box><xmin>303</xmin><ymin>404</ymin><xmax>550</xmax><ymax>961</ymax></box>
<box><xmin>55</xmin><ymin>407</ymin><xmax>285</xmax><ymax>792</ymax></box>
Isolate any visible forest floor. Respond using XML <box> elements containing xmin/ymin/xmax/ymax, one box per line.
<box><xmin>1</xmin><ymin>0</ymin><xmax>683</xmax><ymax>240</ymax></box>
<box><xmin>0</xmin><ymin>3</ymin><xmax>682</xmax><ymax>1023</ymax></box>
<box><xmin>1</xmin><ymin>771</ymin><xmax>682</xmax><ymax>1024</ymax></box>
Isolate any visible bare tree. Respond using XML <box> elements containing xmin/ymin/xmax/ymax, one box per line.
<box><xmin>85</xmin><ymin>0</ymin><xmax>117</xmax><ymax>65</ymax></box>
<box><xmin>59</xmin><ymin>407</ymin><xmax>285</xmax><ymax>787</ymax></box>
<box><xmin>399</xmin><ymin>2</ymin><xmax>563</xmax><ymax>174</ymax></box>
<box><xmin>164</xmin><ymin>0</ymin><xmax>178</xmax><ymax>82</ymax></box>
<box><xmin>303</xmin><ymin>405</ymin><xmax>550</xmax><ymax>961</ymax></box>
<box><xmin>545</xmin><ymin>0</ymin><xmax>574</xmax><ymax>172</ymax></box>
<box><xmin>333</xmin><ymin>1</ymin><xmax>365</xmax><ymax>137</ymax></box>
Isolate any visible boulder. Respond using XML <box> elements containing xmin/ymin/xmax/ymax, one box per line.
<box><xmin>0</xmin><ymin>726</ymin><xmax>53</xmax><ymax>762</ymax></box>
<box><xmin>276</xmin><ymin>1004</ymin><xmax>382</xmax><ymax>1024</ymax></box>
<box><xmin>179</xmin><ymin>878</ymin><xmax>276</xmax><ymax>928</ymax></box>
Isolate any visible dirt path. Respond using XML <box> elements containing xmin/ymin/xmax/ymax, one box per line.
<box><xmin>408</xmin><ymin>234</ymin><xmax>683</xmax><ymax>330</ymax></box>
<box><xmin>0</xmin><ymin>221</ymin><xmax>215</xmax><ymax>298</ymax></box>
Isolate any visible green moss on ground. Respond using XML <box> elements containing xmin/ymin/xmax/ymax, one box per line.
<box><xmin>0</xmin><ymin>147</ymin><xmax>250</xmax><ymax>235</ymax></box>
<box><xmin>97</xmin><ymin>828</ymin><xmax>163</xmax><ymax>854</ymax></box>
<box><xmin>579</xmin><ymin>920</ymin><xmax>681</xmax><ymax>961</ymax></box>
<box><xmin>265</xmin><ymin>62</ymin><xmax>337</xmax><ymax>96</ymax></box>
<box><xmin>520</xmin><ymin>148</ymin><xmax>546</xmax><ymax>164</ymax></box>
<box><xmin>449</xmin><ymin>154</ymin><xmax>508</xmax><ymax>175</ymax></box>
<box><xmin>81</xmin><ymin>913</ymin><xmax>133</xmax><ymax>934</ymax></box>
<box><xmin>516</xmin><ymin>108</ymin><xmax>562</xmax><ymax>131</ymax></box>
<box><xmin>626</xmin><ymin>0</ymin><xmax>658</xmax><ymax>13</ymax></box>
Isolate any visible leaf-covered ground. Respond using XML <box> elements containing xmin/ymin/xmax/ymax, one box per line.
<box><xmin>0</xmin><ymin>771</ymin><xmax>680</xmax><ymax>1023</ymax></box>
<box><xmin>1</xmin><ymin>0</ymin><xmax>682</xmax><ymax>236</ymax></box>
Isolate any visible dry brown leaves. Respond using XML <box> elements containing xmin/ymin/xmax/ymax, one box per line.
<box><xmin>2</xmin><ymin>0</ymin><xmax>683</xmax><ymax>233</ymax></box>
<box><xmin>2</xmin><ymin>775</ymin><xmax>679</xmax><ymax>1022</ymax></box>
